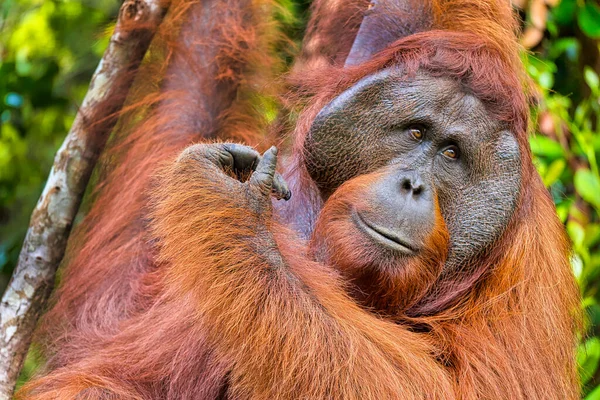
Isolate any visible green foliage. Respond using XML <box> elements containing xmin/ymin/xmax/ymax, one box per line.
<box><xmin>528</xmin><ymin>1</ymin><xmax>600</xmax><ymax>397</ymax></box>
<box><xmin>578</xmin><ymin>2</ymin><xmax>600</xmax><ymax>39</ymax></box>
<box><xmin>0</xmin><ymin>0</ymin><xmax>118</xmax><ymax>289</ymax></box>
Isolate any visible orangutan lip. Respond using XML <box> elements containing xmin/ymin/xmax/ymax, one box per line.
<box><xmin>353</xmin><ymin>211</ymin><xmax>416</xmax><ymax>255</ymax></box>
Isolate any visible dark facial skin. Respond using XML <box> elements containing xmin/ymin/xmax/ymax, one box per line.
<box><xmin>352</xmin><ymin>168</ymin><xmax>437</xmax><ymax>255</ymax></box>
<box><xmin>304</xmin><ymin>68</ymin><xmax>521</xmax><ymax>268</ymax></box>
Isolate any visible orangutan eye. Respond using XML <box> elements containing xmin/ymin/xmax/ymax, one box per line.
<box><xmin>441</xmin><ymin>145</ymin><xmax>460</xmax><ymax>160</ymax></box>
<box><xmin>408</xmin><ymin>126</ymin><xmax>425</xmax><ymax>141</ymax></box>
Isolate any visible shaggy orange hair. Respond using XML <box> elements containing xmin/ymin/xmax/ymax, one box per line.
<box><xmin>18</xmin><ymin>0</ymin><xmax>581</xmax><ymax>399</ymax></box>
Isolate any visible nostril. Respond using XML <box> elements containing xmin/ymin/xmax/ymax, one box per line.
<box><xmin>401</xmin><ymin>179</ymin><xmax>412</xmax><ymax>192</ymax></box>
<box><xmin>398</xmin><ymin>173</ymin><xmax>427</xmax><ymax>196</ymax></box>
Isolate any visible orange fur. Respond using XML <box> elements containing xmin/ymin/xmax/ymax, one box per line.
<box><xmin>18</xmin><ymin>0</ymin><xmax>581</xmax><ymax>399</ymax></box>
<box><xmin>35</xmin><ymin>0</ymin><xmax>283</xmax><ymax>369</ymax></box>
<box><xmin>311</xmin><ymin>170</ymin><xmax>449</xmax><ymax>315</ymax></box>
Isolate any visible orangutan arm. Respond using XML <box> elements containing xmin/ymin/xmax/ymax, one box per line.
<box><xmin>150</xmin><ymin>143</ymin><xmax>452</xmax><ymax>400</ymax></box>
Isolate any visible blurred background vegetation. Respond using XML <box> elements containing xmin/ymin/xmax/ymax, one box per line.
<box><xmin>1</xmin><ymin>0</ymin><xmax>599</xmax><ymax>397</ymax></box>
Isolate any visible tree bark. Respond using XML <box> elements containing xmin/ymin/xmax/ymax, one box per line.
<box><xmin>0</xmin><ymin>1</ymin><xmax>167</xmax><ymax>397</ymax></box>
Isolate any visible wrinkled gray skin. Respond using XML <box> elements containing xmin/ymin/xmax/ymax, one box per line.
<box><xmin>304</xmin><ymin>68</ymin><xmax>522</xmax><ymax>268</ymax></box>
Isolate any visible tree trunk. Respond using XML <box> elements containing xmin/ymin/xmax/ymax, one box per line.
<box><xmin>0</xmin><ymin>1</ymin><xmax>166</xmax><ymax>397</ymax></box>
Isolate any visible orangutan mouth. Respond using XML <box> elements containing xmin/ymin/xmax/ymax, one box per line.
<box><xmin>353</xmin><ymin>211</ymin><xmax>417</xmax><ymax>255</ymax></box>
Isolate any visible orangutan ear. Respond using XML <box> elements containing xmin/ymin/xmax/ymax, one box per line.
<box><xmin>345</xmin><ymin>0</ymin><xmax>433</xmax><ymax>66</ymax></box>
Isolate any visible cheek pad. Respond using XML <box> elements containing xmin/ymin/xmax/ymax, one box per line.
<box><xmin>438</xmin><ymin>131</ymin><xmax>521</xmax><ymax>267</ymax></box>
<box><xmin>304</xmin><ymin>71</ymin><xmax>395</xmax><ymax>193</ymax></box>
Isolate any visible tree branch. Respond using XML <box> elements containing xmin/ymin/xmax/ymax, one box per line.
<box><xmin>0</xmin><ymin>1</ymin><xmax>167</xmax><ymax>397</ymax></box>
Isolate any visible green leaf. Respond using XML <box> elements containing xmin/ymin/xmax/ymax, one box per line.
<box><xmin>530</xmin><ymin>135</ymin><xmax>565</xmax><ymax>159</ymax></box>
<box><xmin>585</xmin><ymin>224</ymin><xmax>600</xmax><ymax>247</ymax></box>
<box><xmin>585</xmin><ymin>66</ymin><xmax>600</xmax><ymax>95</ymax></box>
<box><xmin>538</xmin><ymin>71</ymin><xmax>554</xmax><ymax>90</ymax></box>
<box><xmin>569</xmin><ymin>202</ymin><xmax>588</xmax><ymax>222</ymax></box>
<box><xmin>578</xmin><ymin>2</ymin><xmax>600</xmax><ymax>39</ymax></box>
<box><xmin>543</xmin><ymin>159</ymin><xmax>566</xmax><ymax>187</ymax></box>
<box><xmin>582</xmin><ymin>296</ymin><xmax>598</xmax><ymax>309</ymax></box>
<box><xmin>586</xmin><ymin>384</ymin><xmax>600</xmax><ymax>400</ymax></box>
<box><xmin>575</xmin><ymin>102</ymin><xmax>590</xmax><ymax>127</ymax></box>
<box><xmin>575</xmin><ymin>169</ymin><xmax>600</xmax><ymax>208</ymax></box>
<box><xmin>552</xmin><ymin>0</ymin><xmax>577</xmax><ymax>26</ymax></box>
<box><xmin>572</xmin><ymin>254</ymin><xmax>584</xmax><ymax>281</ymax></box>
<box><xmin>593</xmin><ymin>134</ymin><xmax>600</xmax><ymax>153</ymax></box>
<box><xmin>578</xmin><ymin>337</ymin><xmax>600</xmax><ymax>386</ymax></box>
<box><xmin>547</xmin><ymin>20</ymin><xmax>558</xmax><ymax>37</ymax></box>
<box><xmin>556</xmin><ymin>202</ymin><xmax>571</xmax><ymax>223</ymax></box>
<box><xmin>568</xmin><ymin>220</ymin><xmax>586</xmax><ymax>249</ymax></box>
<box><xmin>591</xmin><ymin>254</ymin><xmax>600</xmax><ymax>277</ymax></box>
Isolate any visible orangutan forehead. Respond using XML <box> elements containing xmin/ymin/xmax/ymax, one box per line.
<box><xmin>325</xmin><ymin>67</ymin><xmax>511</xmax><ymax>145</ymax></box>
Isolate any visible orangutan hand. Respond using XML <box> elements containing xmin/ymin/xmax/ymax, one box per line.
<box><xmin>177</xmin><ymin>143</ymin><xmax>291</xmax><ymax>213</ymax></box>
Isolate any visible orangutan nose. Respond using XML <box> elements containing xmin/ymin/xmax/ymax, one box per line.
<box><xmin>355</xmin><ymin>169</ymin><xmax>435</xmax><ymax>253</ymax></box>
<box><xmin>399</xmin><ymin>171</ymin><xmax>425</xmax><ymax>197</ymax></box>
